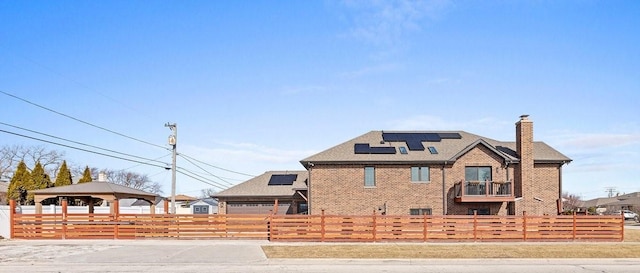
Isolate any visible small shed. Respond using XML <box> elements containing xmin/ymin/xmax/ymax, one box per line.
<box><xmin>190</xmin><ymin>198</ymin><xmax>218</xmax><ymax>214</ymax></box>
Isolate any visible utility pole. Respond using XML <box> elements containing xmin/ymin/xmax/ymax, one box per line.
<box><xmin>605</xmin><ymin>187</ymin><xmax>617</xmax><ymax>198</ymax></box>
<box><xmin>165</xmin><ymin>123</ymin><xmax>177</xmax><ymax>214</ymax></box>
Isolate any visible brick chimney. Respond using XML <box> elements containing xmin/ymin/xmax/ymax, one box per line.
<box><xmin>515</xmin><ymin>115</ymin><xmax>534</xmax><ymax>205</ymax></box>
<box><xmin>98</xmin><ymin>171</ymin><xmax>107</xmax><ymax>182</ymax></box>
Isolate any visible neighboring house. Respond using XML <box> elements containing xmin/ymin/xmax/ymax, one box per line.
<box><xmin>0</xmin><ymin>179</ymin><xmax>8</xmax><ymax>204</ymax></box>
<box><xmin>214</xmin><ymin>171</ymin><xmax>308</xmax><ymax>215</ymax></box>
<box><xmin>130</xmin><ymin>196</ymin><xmax>166</xmax><ymax>208</ymax></box>
<box><xmin>581</xmin><ymin>192</ymin><xmax>640</xmax><ymax>215</ymax></box>
<box><xmin>299</xmin><ymin>115</ymin><xmax>571</xmax><ymax>216</ymax></box>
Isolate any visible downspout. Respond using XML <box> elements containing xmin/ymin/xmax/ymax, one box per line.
<box><xmin>442</xmin><ymin>162</ymin><xmax>447</xmax><ymax>215</ymax></box>
<box><xmin>307</xmin><ymin>162</ymin><xmax>313</xmax><ymax>215</ymax></box>
<box><xmin>558</xmin><ymin>162</ymin><xmax>563</xmax><ymax>214</ymax></box>
<box><xmin>505</xmin><ymin>162</ymin><xmax>510</xmax><ymax>182</ymax></box>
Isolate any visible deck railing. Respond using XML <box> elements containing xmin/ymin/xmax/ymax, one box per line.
<box><xmin>454</xmin><ymin>180</ymin><xmax>514</xmax><ymax>201</ymax></box>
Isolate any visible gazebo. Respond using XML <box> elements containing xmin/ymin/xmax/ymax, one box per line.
<box><xmin>31</xmin><ymin>182</ymin><xmax>159</xmax><ymax>214</ymax></box>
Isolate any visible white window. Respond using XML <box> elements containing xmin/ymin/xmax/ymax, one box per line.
<box><xmin>411</xmin><ymin>166</ymin><xmax>430</xmax><ymax>182</ymax></box>
<box><xmin>364</xmin><ymin>167</ymin><xmax>376</xmax><ymax>187</ymax></box>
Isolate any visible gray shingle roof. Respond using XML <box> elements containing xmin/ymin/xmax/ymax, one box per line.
<box><xmin>300</xmin><ymin>131</ymin><xmax>571</xmax><ymax>166</ymax></box>
<box><xmin>31</xmin><ymin>181</ymin><xmax>158</xmax><ymax>199</ymax></box>
<box><xmin>213</xmin><ymin>170</ymin><xmax>308</xmax><ymax>198</ymax></box>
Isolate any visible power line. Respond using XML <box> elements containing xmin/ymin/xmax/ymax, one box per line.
<box><xmin>179</xmin><ymin>153</ymin><xmax>256</xmax><ymax>177</ymax></box>
<box><xmin>0</xmin><ymin>45</ymin><xmax>157</xmax><ymax>120</ymax></box>
<box><xmin>176</xmin><ymin>166</ymin><xmax>230</xmax><ymax>189</ymax></box>
<box><xmin>178</xmin><ymin>153</ymin><xmax>234</xmax><ymax>186</ymax></box>
<box><xmin>0</xmin><ymin>121</ymin><xmax>168</xmax><ymax>166</ymax></box>
<box><xmin>176</xmin><ymin>169</ymin><xmax>227</xmax><ymax>191</ymax></box>
<box><xmin>123</xmin><ymin>154</ymin><xmax>172</xmax><ymax>171</ymax></box>
<box><xmin>0</xmin><ymin>90</ymin><xmax>168</xmax><ymax>150</ymax></box>
<box><xmin>0</xmin><ymin>129</ymin><xmax>169</xmax><ymax>169</ymax></box>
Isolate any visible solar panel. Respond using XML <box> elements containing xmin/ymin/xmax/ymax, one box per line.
<box><xmin>382</xmin><ymin>132</ymin><xmax>459</xmax><ymax>151</ymax></box>
<box><xmin>405</xmin><ymin>139</ymin><xmax>425</xmax><ymax>151</ymax></box>
<box><xmin>354</xmin><ymin>143</ymin><xmax>370</xmax><ymax>154</ymax></box>
<box><xmin>268</xmin><ymin>174</ymin><xmax>298</xmax><ymax>186</ymax></box>
<box><xmin>423</xmin><ymin>133</ymin><xmax>441</xmax><ymax>142</ymax></box>
<box><xmin>354</xmin><ymin>143</ymin><xmax>396</xmax><ymax>154</ymax></box>
<box><xmin>370</xmin><ymin>146</ymin><xmax>396</xmax><ymax>154</ymax></box>
<box><xmin>438</xmin><ymin>133</ymin><xmax>462</xmax><ymax>139</ymax></box>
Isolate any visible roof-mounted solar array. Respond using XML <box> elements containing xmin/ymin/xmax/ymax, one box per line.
<box><xmin>382</xmin><ymin>132</ymin><xmax>461</xmax><ymax>151</ymax></box>
<box><xmin>268</xmin><ymin>174</ymin><xmax>298</xmax><ymax>186</ymax></box>
<box><xmin>354</xmin><ymin>143</ymin><xmax>396</xmax><ymax>154</ymax></box>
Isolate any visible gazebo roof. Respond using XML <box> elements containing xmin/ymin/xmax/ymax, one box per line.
<box><xmin>31</xmin><ymin>182</ymin><xmax>158</xmax><ymax>203</ymax></box>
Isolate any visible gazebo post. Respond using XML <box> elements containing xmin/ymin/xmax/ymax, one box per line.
<box><xmin>62</xmin><ymin>199</ymin><xmax>68</xmax><ymax>239</ymax></box>
<box><xmin>35</xmin><ymin>202</ymin><xmax>43</xmax><ymax>214</ymax></box>
<box><xmin>9</xmin><ymin>199</ymin><xmax>15</xmax><ymax>239</ymax></box>
<box><xmin>112</xmin><ymin>199</ymin><xmax>120</xmax><ymax>216</ymax></box>
<box><xmin>88</xmin><ymin>199</ymin><xmax>95</xmax><ymax>214</ymax></box>
<box><xmin>151</xmin><ymin>203</ymin><xmax>156</xmax><ymax>215</ymax></box>
<box><xmin>164</xmin><ymin>200</ymin><xmax>169</xmax><ymax>214</ymax></box>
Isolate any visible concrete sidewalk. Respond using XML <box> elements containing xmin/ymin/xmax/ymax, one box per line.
<box><xmin>1</xmin><ymin>240</ymin><xmax>640</xmax><ymax>272</ymax></box>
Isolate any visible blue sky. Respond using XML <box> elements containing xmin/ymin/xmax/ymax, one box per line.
<box><xmin>1</xmin><ymin>0</ymin><xmax>638</xmax><ymax>200</ymax></box>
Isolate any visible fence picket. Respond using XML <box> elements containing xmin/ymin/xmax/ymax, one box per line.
<box><xmin>10</xmin><ymin>209</ymin><xmax>624</xmax><ymax>242</ymax></box>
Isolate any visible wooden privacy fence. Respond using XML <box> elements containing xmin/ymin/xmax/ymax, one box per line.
<box><xmin>269</xmin><ymin>212</ymin><xmax>624</xmax><ymax>242</ymax></box>
<box><xmin>10</xmin><ymin>204</ymin><xmax>623</xmax><ymax>241</ymax></box>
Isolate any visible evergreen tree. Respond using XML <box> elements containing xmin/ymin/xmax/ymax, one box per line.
<box><xmin>28</xmin><ymin>162</ymin><xmax>50</xmax><ymax>204</ymax></box>
<box><xmin>6</xmin><ymin>161</ymin><xmax>32</xmax><ymax>205</ymax></box>
<box><xmin>78</xmin><ymin>166</ymin><xmax>92</xmax><ymax>183</ymax></box>
<box><xmin>54</xmin><ymin>160</ymin><xmax>73</xmax><ymax>187</ymax></box>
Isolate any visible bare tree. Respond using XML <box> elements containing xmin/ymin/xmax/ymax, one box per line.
<box><xmin>562</xmin><ymin>191</ymin><xmax>583</xmax><ymax>213</ymax></box>
<box><xmin>101</xmin><ymin>169</ymin><xmax>163</xmax><ymax>194</ymax></box>
<box><xmin>200</xmin><ymin>188</ymin><xmax>217</xmax><ymax>199</ymax></box>
<box><xmin>70</xmin><ymin>165</ymin><xmax>99</xmax><ymax>179</ymax></box>
<box><xmin>0</xmin><ymin>145</ymin><xmax>65</xmax><ymax>179</ymax></box>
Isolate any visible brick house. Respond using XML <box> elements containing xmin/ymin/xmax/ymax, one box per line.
<box><xmin>299</xmin><ymin>115</ymin><xmax>571</xmax><ymax>216</ymax></box>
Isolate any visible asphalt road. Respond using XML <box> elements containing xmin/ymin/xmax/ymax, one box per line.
<box><xmin>1</xmin><ymin>240</ymin><xmax>639</xmax><ymax>273</ymax></box>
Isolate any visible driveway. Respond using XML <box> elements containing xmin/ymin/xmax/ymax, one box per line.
<box><xmin>1</xmin><ymin>239</ymin><xmax>640</xmax><ymax>272</ymax></box>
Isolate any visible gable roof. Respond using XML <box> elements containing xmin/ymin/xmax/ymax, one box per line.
<box><xmin>213</xmin><ymin>170</ymin><xmax>308</xmax><ymax>198</ymax></box>
<box><xmin>300</xmin><ymin>130</ymin><xmax>571</xmax><ymax>166</ymax></box>
<box><xmin>190</xmin><ymin>198</ymin><xmax>218</xmax><ymax>206</ymax></box>
<box><xmin>173</xmin><ymin>194</ymin><xmax>197</xmax><ymax>202</ymax></box>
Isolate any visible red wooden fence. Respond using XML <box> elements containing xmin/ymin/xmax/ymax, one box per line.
<box><xmin>9</xmin><ymin>201</ymin><xmax>624</xmax><ymax>242</ymax></box>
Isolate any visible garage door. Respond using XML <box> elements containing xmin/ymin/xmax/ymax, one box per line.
<box><xmin>227</xmin><ymin>202</ymin><xmax>291</xmax><ymax>214</ymax></box>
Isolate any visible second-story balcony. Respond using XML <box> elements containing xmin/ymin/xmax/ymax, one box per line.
<box><xmin>454</xmin><ymin>180</ymin><xmax>515</xmax><ymax>202</ymax></box>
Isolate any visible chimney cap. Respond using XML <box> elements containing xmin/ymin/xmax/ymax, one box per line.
<box><xmin>519</xmin><ymin>114</ymin><xmax>530</xmax><ymax>120</ymax></box>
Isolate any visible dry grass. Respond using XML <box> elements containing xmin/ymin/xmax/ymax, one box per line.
<box><xmin>625</xmin><ymin>228</ymin><xmax>640</xmax><ymax>242</ymax></box>
<box><xmin>262</xmin><ymin>229</ymin><xmax>640</xmax><ymax>259</ymax></box>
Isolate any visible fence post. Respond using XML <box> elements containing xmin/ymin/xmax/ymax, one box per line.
<box><xmin>321</xmin><ymin>210</ymin><xmax>325</xmax><ymax>242</ymax></box>
<box><xmin>372</xmin><ymin>210</ymin><xmax>377</xmax><ymax>242</ymax></box>
<box><xmin>572</xmin><ymin>211</ymin><xmax>577</xmax><ymax>241</ymax></box>
<box><xmin>473</xmin><ymin>210</ymin><xmax>478</xmax><ymax>241</ymax></box>
<box><xmin>423</xmin><ymin>213</ymin><xmax>428</xmax><ymax>242</ymax></box>
<box><xmin>9</xmin><ymin>200</ymin><xmax>15</xmax><ymax>239</ymax></box>
<box><xmin>620</xmin><ymin>214</ymin><xmax>625</xmax><ymax>242</ymax></box>
<box><xmin>113</xmin><ymin>199</ymin><xmax>120</xmax><ymax>239</ymax></box>
<box><xmin>267</xmin><ymin>213</ymin><xmax>273</xmax><ymax>241</ymax></box>
<box><xmin>164</xmin><ymin>200</ymin><xmax>169</xmax><ymax>214</ymax></box>
<box><xmin>522</xmin><ymin>211</ymin><xmax>527</xmax><ymax>241</ymax></box>
<box><xmin>62</xmin><ymin>199</ymin><xmax>68</xmax><ymax>239</ymax></box>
